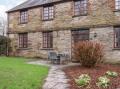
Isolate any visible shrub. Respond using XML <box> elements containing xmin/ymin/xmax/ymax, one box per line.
<box><xmin>0</xmin><ymin>36</ymin><xmax>10</xmax><ymax>56</ymax></box>
<box><xmin>74</xmin><ymin>41</ymin><xmax>104</xmax><ymax>67</ymax></box>
<box><xmin>106</xmin><ymin>71</ymin><xmax>118</xmax><ymax>77</ymax></box>
<box><xmin>75</xmin><ymin>74</ymin><xmax>91</xmax><ymax>87</ymax></box>
<box><xmin>96</xmin><ymin>76</ymin><xmax>110</xmax><ymax>88</ymax></box>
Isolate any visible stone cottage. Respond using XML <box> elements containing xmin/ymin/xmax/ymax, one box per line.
<box><xmin>7</xmin><ymin>0</ymin><xmax>120</xmax><ymax>63</ymax></box>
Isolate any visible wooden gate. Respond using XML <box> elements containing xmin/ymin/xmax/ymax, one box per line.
<box><xmin>71</xmin><ymin>29</ymin><xmax>89</xmax><ymax>61</ymax></box>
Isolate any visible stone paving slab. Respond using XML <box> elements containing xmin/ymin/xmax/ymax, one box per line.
<box><xmin>43</xmin><ymin>66</ymin><xmax>70</xmax><ymax>89</ymax></box>
<box><xmin>53</xmin><ymin>83</ymin><xmax>70</xmax><ymax>89</ymax></box>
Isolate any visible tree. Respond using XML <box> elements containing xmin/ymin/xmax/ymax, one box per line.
<box><xmin>0</xmin><ymin>17</ymin><xmax>6</xmax><ymax>36</ymax></box>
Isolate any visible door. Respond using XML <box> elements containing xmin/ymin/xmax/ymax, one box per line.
<box><xmin>71</xmin><ymin>29</ymin><xmax>89</xmax><ymax>61</ymax></box>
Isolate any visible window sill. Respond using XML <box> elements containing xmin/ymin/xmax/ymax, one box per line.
<box><xmin>18</xmin><ymin>22</ymin><xmax>28</xmax><ymax>25</ymax></box>
<box><xmin>112</xmin><ymin>48</ymin><xmax>120</xmax><ymax>50</ymax></box>
<box><xmin>40</xmin><ymin>48</ymin><xmax>54</xmax><ymax>50</ymax></box>
<box><xmin>17</xmin><ymin>48</ymin><xmax>32</xmax><ymax>50</ymax></box>
<box><xmin>42</xmin><ymin>19</ymin><xmax>54</xmax><ymax>21</ymax></box>
<box><xmin>72</xmin><ymin>14</ymin><xmax>87</xmax><ymax>18</ymax></box>
<box><xmin>113</xmin><ymin>9</ymin><xmax>120</xmax><ymax>12</ymax></box>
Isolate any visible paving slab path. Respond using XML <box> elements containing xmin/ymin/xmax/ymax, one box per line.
<box><xmin>28</xmin><ymin>60</ymin><xmax>80</xmax><ymax>89</ymax></box>
<box><xmin>43</xmin><ymin>66</ymin><xmax>70</xmax><ymax>89</ymax></box>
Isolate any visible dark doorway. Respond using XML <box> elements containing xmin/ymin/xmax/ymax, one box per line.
<box><xmin>71</xmin><ymin>29</ymin><xmax>89</xmax><ymax>61</ymax></box>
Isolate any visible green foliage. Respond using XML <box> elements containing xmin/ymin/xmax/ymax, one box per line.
<box><xmin>0</xmin><ymin>36</ymin><xmax>10</xmax><ymax>55</ymax></box>
<box><xmin>74</xmin><ymin>41</ymin><xmax>104</xmax><ymax>67</ymax></box>
<box><xmin>0</xmin><ymin>57</ymin><xmax>49</xmax><ymax>89</ymax></box>
<box><xmin>0</xmin><ymin>36</ymin><xmax>10</xmax><ymax>44</ymax></box>
<box><xmin>75</xmin><ymin>74</ymin><xmax>91</xmax><ymax>87</ymax></box>
<box><xmin>106</xmin><ymin>71</ymin><xmax>118</xmax><ymax>77</ymax></box>
<box><xmin>96</xmin><ymin>76</ymin><xmax>110</xmax><ymax>88</ymax></box>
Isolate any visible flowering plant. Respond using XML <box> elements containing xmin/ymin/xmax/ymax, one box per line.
<box><xmin>75</xmin><ymin>74</ymin><xmax>91</xmax><ymax>87</ymax></box>
<box><xmin>96</xmin><ymin>76</ymin><xmax>110</xmax><ymax>88</ymax></box>
<box><xmin>106</xmin><ymin>71</ymin><xmax>118</xmax><ymax>77</ymax></box>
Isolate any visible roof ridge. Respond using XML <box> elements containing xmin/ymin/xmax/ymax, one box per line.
<box><xmin>7</xmin><ymin>0</ymin><xmax>62</xmax><ymax>13</ymax></box>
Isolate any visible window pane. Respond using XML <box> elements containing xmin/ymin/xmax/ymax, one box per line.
<box><xmin>42</xmin><ymin>32</ymin><xmax>53</xmax><ymax>48</ymax></box>
<box><xmin>43</xmin><ymin>6</ymin><xmax>54</xmax><ymax>20</ymax></box>
<box><xmin>114</xmin><ymin>27</ymin><xmax>120</xmax><ymax>48</ymax></box>
<box><xmin>20</xmin><ymin>10</ymin><xmax>28</xmax><ymax>23</ymax></box>
<box><xmin>44</xmin><ymin>13</ymin><xmax>48</xmax><ymax>16</ymax></box>
<box><xmin>44</xmin><ymin>7</ymin><xmax>49</xmax><ymax>11</ymax></box>
<box><xmin>115</xmin><ymin>0</ymin><xmax>120</xmax><ymax>9</ymax></box>
<box><xmin>74</xmin><ymin>0</ymin><xmax>87</xmax><ymax>16</ymax></box>
<box><xmin>19</xmin><ymin>33</ymin><xmax>28</xmax><ymax>48</ymax></box>
<box><xmin>72</xmin><ymin>29</ymin><xmax>89</xmax><ymax>43</ymax></box>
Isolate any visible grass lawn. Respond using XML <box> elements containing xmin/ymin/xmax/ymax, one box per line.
<box><xmin>0</xmin><ymin>57</ymin><xmax>49</xmax><ymax>89</ymax></box>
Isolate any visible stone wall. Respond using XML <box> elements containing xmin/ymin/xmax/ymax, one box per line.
<box><xmin>90</xmin><ymin>27</ymin><xmax>120</xmax><ymax>63</ymax></box>
<box><xmin>8</xmin><ymin>0</ymin><xmax>120</xmax><ymax>63</ymax></box>
<box><xmin>8</xmin><ymin>0</ymin><xmax>120</xmax><ymax>33</ymax></box>
<box><xmin>8</xmin><ymin>30</ymin><xmax>72</xmax><ymax>59</ymax></box>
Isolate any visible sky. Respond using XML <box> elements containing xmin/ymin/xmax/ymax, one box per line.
<box><xmin>0</xmin><ymin>0</ymin><xmax>27</xmax><ymax>20</ymax></box>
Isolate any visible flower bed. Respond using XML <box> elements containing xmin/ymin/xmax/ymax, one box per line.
<box><xmin>64</xmin><ymin>64</ymin><xmax>120</xmax><ymax>89</ymax></box>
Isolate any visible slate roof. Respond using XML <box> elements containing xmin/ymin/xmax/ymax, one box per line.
<box><xmin>7</xmin><ymin>0</ymin><xmax>62</xmax><ymax>12</ymax></box>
